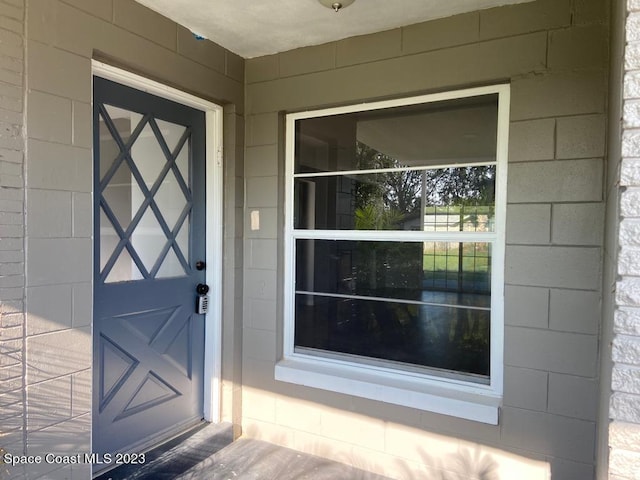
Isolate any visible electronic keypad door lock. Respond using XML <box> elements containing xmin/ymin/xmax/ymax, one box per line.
<box><xmin>196</xmin><ymin>283</ymin><xmax>210</xmax><ymax>314</ymax></box>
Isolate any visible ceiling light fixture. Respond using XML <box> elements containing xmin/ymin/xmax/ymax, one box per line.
<box><xmin>318</xmin><ymin>0</ymin><xmax>355</xmax><ymax>12</ymax></box>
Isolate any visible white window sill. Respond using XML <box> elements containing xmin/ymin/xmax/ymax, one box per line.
<box><xmin>275</xmin><ymin>357</ymin><xmax>501</xmax><ymax>425</ymax></box>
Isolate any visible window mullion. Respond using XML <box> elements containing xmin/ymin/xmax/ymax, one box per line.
<box><xmin>293</xmin><ymin>160</ymin><xmax>497</xmax><ymax>178</ymax></box>
<box><xmin>292</xmin><ymin>229</ymin><xmax>498</xmax><ymax>243</ymax></box>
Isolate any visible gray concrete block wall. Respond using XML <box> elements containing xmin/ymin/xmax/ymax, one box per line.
<box><xmin>0</xmin><ymin>0</ymin><xmax>25</xmax><ymax>475</ymax></box>
<box><xmin>0</xmin><ymin>1</ymin><xmax>244</xmax><ymax>478</ymax></box>
<box><xmin>243</xmin><ymin>0</ymin><xmax>609</xmax><ymax>478</ymax></box>
<box><xmin>609</xmin><ymin>0</ymin><xmax>640</xmax><ymax>477</ymax></box>
<box><xmin>221</xmin><ymin>104</ymin><xmax>244</xmax><ymax>437</ymax></box>
<box><xmin>22</xmin><ymin>1</ymin><xmax>95</xmax><ymax>475</ymax></box>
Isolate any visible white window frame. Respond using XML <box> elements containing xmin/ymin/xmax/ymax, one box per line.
<box><xmin>276</xmin><ymin>84</ymin><xmax>510</xmax><ymax>424</ymax></box>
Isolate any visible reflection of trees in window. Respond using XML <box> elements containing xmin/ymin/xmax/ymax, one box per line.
<box><xmin>288</xmin><ymin>89</ymin><xmax>506</xmax><ymax>383</ymax></box>
<box><xmin>423</xmin><ymin>166</ymin><xmax>494</xmax><ymax>207</ymax></box>
<box><xmin>353</xmin><ymin>142</ymin><xmax>495</xmax><ymax>232</ymax></box>
<box><xmin>347</xmin><ymin>143</ymin><xmax>493</xmax><ymax>373</ymax></box>
<box><xmin>421</xmin><ymin>167</ymin><xmax>494</xmax><ymax>296</ymax></box>
<box><xmin>354</xmin><ymin>143</ymin><xmax>422</xmax><ymax>230</ymax></box>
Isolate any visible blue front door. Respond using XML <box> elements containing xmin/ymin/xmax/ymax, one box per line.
<box><xmin>92</xmin><ymin>76</ymin><xmax>206</xmax><ymax>461</ymax></box>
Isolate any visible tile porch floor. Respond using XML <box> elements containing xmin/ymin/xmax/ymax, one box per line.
<box><xmin>95</xmin><ymin>422</ymin><xmax>393</xmax><ymax>480</ymax></box>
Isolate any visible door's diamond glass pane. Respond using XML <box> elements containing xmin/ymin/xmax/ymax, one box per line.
<box><xmin>175</xmin><ymin>140</ymin><xmax>190</xmax><ymax>190</ymax></box>
<box><xmin>155</xmin><ymin>169</ymin><xmax>188</xmax><ymax>231</ymax></box>
<box><xmin>105</xmin><ymin>247</ymin><xmax>143</xmax><ymax>283</ymax></box>
<box><xmin>97</xmin><ymin>102</ymin><xmax>197</xmax><ymax>285</ymax></box>
<box><xmin>132</xmin><ymin>123</ymin><xmax>167</xmax><ymax>189</ymax></box>
<box><xmin>156</xmin><ymin>119</ymin><xmax>187</xmax><ymax>153</ymax></box>
<box><xmin>105</xmin><ymin>104</ymin><xmax>144</xmax><ymax>137</ymax></box>
<box><xmin>176</xmin><ymin>217</ymin><xmax>190</xmax><ymax>262</ymax></box>
<box><xmin>102</xmin><ymin>161</ymin><xmax>144</xmax><ymax>231</ymax></box>
<box><xmin>100</xmin><ymin>105</ymin><xmax>144</xmax><ymax>179</ymax></box>
<box><xmin>156</xmin><ymin>248</ymin><xmax>187</xmax><ymax>278</ymax></box>
<box><xmin>131</xmin><ymin>208</ymin><xmax>167</xmax><ymax>274</ymax></box>
<box><xmin>106</xmin><ymin>105</ymin><xmax>144</xmax><ymax>150</ymax></box>
<box><xmin>99</xmin><ymin>113</ymin><xmax>120</xmax><ymax>181</ymax></box>
<box><xmin>100</xmin><ymin>207</ymin><xmax>119</xmax><ymax>273</ymax></box>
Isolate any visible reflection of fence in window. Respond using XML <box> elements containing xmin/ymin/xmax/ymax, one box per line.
<box><xmin>422</xmin><ymin>241</ymin><xmax>491</xmax><ymax>294</ymax></box>
<box><xmin>423</xmin><ymin>205</ymin><xmax>495</xmax><ymax>232</ymax></box>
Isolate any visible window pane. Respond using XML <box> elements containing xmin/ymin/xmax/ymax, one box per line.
<box><xmin>130</xmin><ymin>208</ymin><xmax>166</xmax><ymax>274</ymax></box>
<box><xmin>295</xmin><ymin>294</ymin><xmax>490</xmax><ymax>378</ymax></box>
<box><xmin>295</xmin><ymin>94</ymin><xmax>498</xmax><ymax>174</ymax></box>
<box><xmin>423</xmin><ymin>242</ymin><xmax>492</xmax><ymax>294</ymax></box>
<box><xmin>295</xmin><ymin>240</ymin><xmax>491</xmax><ymax>305</ymax></box>
<box><xmin>294</xmin><ymin>166</ymin><xmax>495</xmax><ymax>231</ymax></box>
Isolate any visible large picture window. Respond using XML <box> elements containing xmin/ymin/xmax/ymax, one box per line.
<box><xmin>277</xmin><ymin>86</ymin><xmax>509</xmax><ymax>423</ymax></box>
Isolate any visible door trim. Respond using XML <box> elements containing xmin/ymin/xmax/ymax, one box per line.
<box><xmin>91</xmin><ymin>61</ymin><xmax>224</xmax><ymax>424</ymax></box>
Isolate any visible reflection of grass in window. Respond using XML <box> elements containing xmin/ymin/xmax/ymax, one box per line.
<box><xmin>423</xmin><ymin>243</ymin><xmax>490</xmax><ymax>293</ymax></box>
<box><xmin>423</xmin><ymin>255</ymin><xmax>489</xmax><ymax>272</ymax></box>
<box><xmin>423</xmin><ymin>246</ymin><xmax>489</xmax><ymax>269</ymax></box>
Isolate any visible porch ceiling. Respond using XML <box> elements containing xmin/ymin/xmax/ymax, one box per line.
<box><xmin>134</xmin><ymin>0</ymin><xmax>535</xmax><ymax>58</ymax></box>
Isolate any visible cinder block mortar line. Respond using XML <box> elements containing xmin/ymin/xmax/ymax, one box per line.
<box><xmin>248</xmin><ymin>36</ymin><xmax>538</xmax><ymax>85</ymax></box>
<box><xmin>250</xmin><ymin>114</ymin><xmax>603</xmax><ymax>132</ymax></box>
<box><xmin>44</xmin><ymin>2</ymin><xmax>238</xmax><ymax>86</ymax></box>
<box><xmin>24</xmin><ymin>134</ymin><xmax>90</xmax><ymax>149</ymax></box>
<box><xmin>506</xmin><ymin>241</ymin><xmax>603</xmax><ymax>248</ymax></box>
<box><xmin>511</xmin><ymin>108</ymin><xmax>609</xmax><ymax>123</ymax></box>
<box><xmin>503</xmin><ymin>394</ymin><xmax>596</xmax><ymax>422</ymax></box>
<box><xmin>507</xmin><ymin>199</ymin><xmax>606</xmax><ymax>206</ymax></box>
<box><xmin>63</xmin><ymin>1</ymin><xmax>181</xmax><ymax>57</ymax></box>
<box><xmin>505</xmin><ymin>324</ymin><xmax>598</xmax><ymax>340</ymax></box>
<box><xmin>508</xmin><ymin>244</ymin><xmax>602</xmax><ymax>252</ymax></box>
<box><xmin>550</xmin><ymin>242</ymin><xmax>605</xmax><ymax>248</ymax></box>
<box><xmin>547</xmin><ymin>202</ymin><xmax>557</xmax><ymax>248</ymax></box>
<box><xmin>544</xmin><ymin>283</ymin><xmax>552</xmax><ymax>330</ymax></box>
<box><xmin>23</xmin><ymin>325</ymin><xmax>76</xmax><ymax>339</ymax></box>
<box><xmin>503</xmin><ymin>405</ymin><xmax>598</xmax><ymax>432</ymax></box>
<box><xmin>24</xmin><ymin>378</ymin><xmax>74</xmax><ymax>434</ymax></box>
<box><xmin>249</xmin><ymin>25</ymin><xmax>564</xmax><ymax>86</ymax></box>
<box><xmin>486</xmin><ymin>428</ymin><xmax>591</xmax><ymax>470</ymax></box>
<box><xmin>545</xmin><ymin>29</ymin><xmax>551</xmax><ymax>69</ymax></box>
<box><xmin>552</xmin><ymin>114</ymin><xmax>558</xmax><ymax>163</ymax></box>
<box><xmin>505</xmin><ymin>282</ymin><xmax>599</xmax><ymax>295</ymax></box>
<box><xmin>0</xmin><ymin>50</ymin><xmax>23</xmax><ymax>65</ymax></box>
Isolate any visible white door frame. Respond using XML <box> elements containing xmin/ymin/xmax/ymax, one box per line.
<box><xmin>91</xmin><ymin>60</ymin><xmax>224</xmax><ymax>423</ymax></box>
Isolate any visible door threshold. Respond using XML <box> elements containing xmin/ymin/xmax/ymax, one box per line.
<box><xmin>93</xmin><ymin>422</ymin><xmax>233</xmax><ymax>480</ymax></box>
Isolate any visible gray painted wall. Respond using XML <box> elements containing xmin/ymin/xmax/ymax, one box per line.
<box><xmin>0</xmin><ymin>0</ymin><xmax>626</xmax><ymax>478</ymax></box>
<box><xmin>243</xmin><ymin>0</ymin><xmax>609</xmax><ymax>478</ymax></box>
<box><xmin>1</xmin><ymin>1</ymin><xmax>245</xmax><ymax>478</ymax></box>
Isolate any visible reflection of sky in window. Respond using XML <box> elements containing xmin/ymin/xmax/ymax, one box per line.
<box><xmin>295</xmin><ymin>94</ymin><xmax>498</xmax><ymax>174</ymax></box>
<box><xmin>356</xmin><ymin>95</ymin><xmax>498</xmax><ymax>168</ymax></box>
